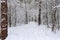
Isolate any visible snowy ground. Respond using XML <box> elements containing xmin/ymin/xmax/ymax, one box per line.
<box><xmin>5</xmin><ymin>22</ymin><xmax>60</xmax><ymax>40</ymax></box>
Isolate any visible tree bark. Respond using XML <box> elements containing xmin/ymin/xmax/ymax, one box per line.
<box><xmin>51</xmin><ymin>0</ymin><xmax>56</xmax><ymax>31</ymax></box>
<box><xmin>1</xmin><ymin>0</ymin><xmax>8</xmax><ymax>39</ymax></box>
<box><xmin>38</xmin><ymin>1</ymin><xmax>42</xmax><ymax>25</ymax></box>
<box><xmin>25</xmin><ymin>2</ymin><xmax>28</xmax><ymax>24</ymax></box>
<box><xmin>9</xmin><ymin>5</ymin><xmax>11</xmax><ymax>27</ymax></box>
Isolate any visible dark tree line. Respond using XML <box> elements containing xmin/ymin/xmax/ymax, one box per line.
<box><xmin>38</xmin><ymin>0</ymin><xmax>60</xmax><ymax>31</ymax></box>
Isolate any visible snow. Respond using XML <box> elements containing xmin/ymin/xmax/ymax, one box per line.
<box><xmin>0</xmin><ymin>0</ymin><xmax>6</xmax><ymax>3</ymax></box>
<box><xmin>5</xmin><ymin>22</ymin><xmax>60</xmax><ymax>40</ymax></box>
<box><xmin>53</xmin><ymin>4</ymin><xmax>60</xmax><ymax>8</ymax></box>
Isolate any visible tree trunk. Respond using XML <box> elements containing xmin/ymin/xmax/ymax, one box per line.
<box><xmin>9</xmin><ymin>5</ymin><xmax>11</xmax><ymax>27</ymax></box>
<box><xmin>46</xmin><ymin>1</ymin><xmax>49</xmax><ymax>27</ymax></box>
<box><xmin>38</xmin><ymin>1</ymin><xmax>42</xmax><ymax>25</ymax></box>
<box><xmin>14</xmin><ymin>5</ymin><xmax>16</xmax><ymax>26</ymax></box>
<box><xmin>51</xmin><ymin>0</ymin><xmax>57</xmax><ymax>31</ymax></box>
<box><xmin>51</xmin><ymin>7</ymin><xmax>56</xmax><ymax>31</ymax></box>
<box><xmin>1</xmin><ymin>0</ymin><xmax>8</xmax><ymax>39</ymax></box>
<box><xmin>25</xmin><ymin>2</ymin><xmax>28</xmax><ymax>24</ymax></box>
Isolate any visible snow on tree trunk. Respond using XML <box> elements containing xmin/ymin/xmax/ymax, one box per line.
<box><xmin>1</xmin><ymin>0</ymin><xmax>8</xmax><ymax>39</ymax></box>
<box><xmin>51</xmin><ymin>0</ymin><xmax>57</xmax><ymax>31</ymax></box>
<box><xmin>46</xmin><ymin>0</ymin><xmax>49</xmax><ymax>27</ymax></box>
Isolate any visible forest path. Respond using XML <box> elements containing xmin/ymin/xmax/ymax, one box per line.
<box><xmin>5</xmin><ymin>22</ymin><xmax>60</xmax><ymax>40</ymax></box>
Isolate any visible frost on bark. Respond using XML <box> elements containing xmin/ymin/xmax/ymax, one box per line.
<box><xmin>51</xmin><ymin>0</ymin><xmax>57</xmax><ymax>31</ymax></box>
<box><xmin>1</xmin><ymin>0</ymin><xmax>8</xmax><ymax>39</ymax></box>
